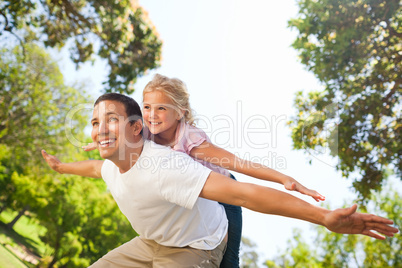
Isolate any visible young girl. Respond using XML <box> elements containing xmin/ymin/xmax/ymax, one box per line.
<box><xmin>78</xmin><ymin>74</ymin><xmax>324</xmax><ymax>267</ymax></box>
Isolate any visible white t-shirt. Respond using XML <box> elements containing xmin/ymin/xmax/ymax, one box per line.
<box><xmin>143</xmin><ymin>122</ymin><xmax>230</xmax><ymax>177</ymax></box>
<box><xmin>101</xmin><ymin>140</ymin><xmax>228</xmax><ymax>250</ymax></box>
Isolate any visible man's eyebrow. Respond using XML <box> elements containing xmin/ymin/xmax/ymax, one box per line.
<box><xmin>91</xmin><ymin>112</ymin><xmax>120</xmax><ymax>122</ymax></box>
<box><xmin>106</xmin><ymin>112</ymin><xmax>120</xmax><ymax>116</ymax></box>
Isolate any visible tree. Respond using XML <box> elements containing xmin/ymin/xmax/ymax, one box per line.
<box><xmin>264</xmin><ymin>229</ymin><xmax>322</xmax><ymax>268</ymax></box>
<box><xmin>240</xmin><ymin>237</ymin><xmax>260</xmax><ymax>268</ymax></box>
<box><xmin>0</xmin><ymin>144</ymin><xmax>13</xmax><ymax>214</ymax></box>
<box><xmin>0</xmin><ymin>43</ymin><xmax>89</xmax><ymax>218</ymax></box>
<box><xmin>287</xmin><ymin>0</ymin><xmax>401</xmax><ymax>200</ymax></box>
<box><xmin>264</xmin><ymin>187</ymin><xmax>401</xmax><ymax>267</ymax></box>
<box><xmin>35</xmin><ymin>174</ymin><xmax>136</xmax><ymax>268</ymax></box>
<box><xmin>0</xmin><ymin>44</ymin><xmax>89</xmax><ymax>166</ymax></box>
<box><xmin>0</xmin><ymin>0</ymin><xmax>162</xmax><ymax>93</ymax></box>
<box><xmin>0</xmin><ymin>37</ymin><xmax>138</xmax><ymax>267</ymax></box>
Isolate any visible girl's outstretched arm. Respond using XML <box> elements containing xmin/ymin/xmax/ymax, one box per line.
<box><xmin>82</xmin><ymin>142</ymin><xmax>97</xmax><ymax>151</ymax></box>
<box><xmin>190</xmin><ymin>141</ymin><xmax>325</xmax><ymax>202</ymax></box>
<box><xmin>41</xmin><ymin>150</ymin><xmax>103</xmax><ymax>178</ymax></box>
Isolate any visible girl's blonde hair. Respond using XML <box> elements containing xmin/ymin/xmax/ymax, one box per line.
<box><xmin>143</xmin><ymin>74</ymin><xmax>196</xmax><ymax>126</ymax></box>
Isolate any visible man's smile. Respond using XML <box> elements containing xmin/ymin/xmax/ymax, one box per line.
<box><xmin>98</xmin><ymin>138</ymin><xmax>117</xmax><ymax>147</ymax></box>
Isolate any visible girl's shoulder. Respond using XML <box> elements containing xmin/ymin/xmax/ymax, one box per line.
<box><xmin>174</xmin><ymin>122</ymin><xmax>209</xmax><ymax>154</ymax></box>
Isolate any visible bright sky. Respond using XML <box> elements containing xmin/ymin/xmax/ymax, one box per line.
<box><xmin>57</xmin><ymin>0</ymin><xmax>366</xmax><ymax>265</ymax></box>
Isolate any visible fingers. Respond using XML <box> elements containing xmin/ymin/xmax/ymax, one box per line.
<box><xmin>362</xmin><ymin>225</ymin><xmax>398</xmax><ymax>239</ymax></box>
<box><xmin>304</xmin><ymin>189</ymin><xmax>325</xmax><ymax>202</ymax></box>
<box><xmin>312</xmin><ymin>191</ymin><xmax>325</xmax><ymax>201</ymax></box>
<box><xmin>362</xmin><ymin>230</ymin><xmax>386</xmax><ymax>240</ymax></box>
<box><xmin>356</xmin><ymin>213</ymin><xmax>399</xmax><ymax>239</ymax></box>
<box><xmin>361</xmin><ymin>213</ymin><xmax>395</xmax><ymax>225</ymax></box>
<box><xmin>364</xmin><ymin>221</ymin><xmax>399</xmax><ymax>236</ymax></box>
<box><xmin>284</xmin><ymin>182</ymin><xmax>296</xmax><ymax>191</ymax></box>
<box><xmin>82</xmin><ymin>143</ymin><xmax>97</xmax><ymax>151</ymax></box>
<box><xmin>292</xmin><ymin>183</ymin><xmax>326</xmax><ymax>202</ymax></box>
<box><xmin>344</xmin><ymin>204</ymin><xmax>358</xmax><ymax>216</ymax></box>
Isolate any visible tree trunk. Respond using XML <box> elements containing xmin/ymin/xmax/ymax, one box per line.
<box><xmin>0</xmin><ymin>204</ymin><xmax>6</xmax><ymax>215</ymax></box>
<box><xmin>48</xmin><ymin>256</ymin><xmax>58</xmax><ymax>268</ymax></box>
<box><xmin>48</xmin><ymin>242</ymin><xmax>60</xmax><ymax>268</ymax></box>
<box><xmin>47</xmin><ymin>231</ymin><xmax>62</xmax><ymax>268</ymax></box>
<box><xmin>6</xmin><ymin>205</ymin><xmax>29</xmax><ymax>229</ymax></box>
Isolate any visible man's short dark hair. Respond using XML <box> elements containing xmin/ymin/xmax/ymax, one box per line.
<box><xmin>94</xmin><ymin>93</ymin><xmax>142</xmax><ymax>125</ymax></box>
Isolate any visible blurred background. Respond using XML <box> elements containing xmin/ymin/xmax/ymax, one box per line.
<box><xmin>1</xmin><ymin>0</ymin><xmax>400</xmax><ymax>267</ymax></box>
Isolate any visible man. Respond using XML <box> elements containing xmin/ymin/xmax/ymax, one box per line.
<box><xmin>42</xmin><ymin>93</ymin><xmax>398</xmax><ymax>267</ymax></box>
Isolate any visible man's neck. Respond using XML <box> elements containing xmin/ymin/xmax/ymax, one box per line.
<box><xmin>114</xmin><ymin>137</ymin><xmax>145</xmax><ymax>174</ymax></box>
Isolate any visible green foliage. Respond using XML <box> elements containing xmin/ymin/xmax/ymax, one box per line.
<box><xmin>0</xmin><ymin>43</ymin><xmax>88</xmax><ymax>217</ymax></box>
<box><xmin>0</xmin><ymin>145</ymin><xmax>13</xmax><ymax>213</ymax></box>
<box><xmin>1</xmin><ymin>0</ymin><xmax>162</xmax><ymax>93</ymax></box>
<box><xmin>35</xmin><ymin>174</ymin><xmax>136</xmax><ymax>267</ymax></box>
<box><xmin>288</xmin><ymin>0</ymin><xmax>401</xmax><ymax>200</ymax></box>
<box><xmin>240</xmin><ymin>236</ymin><xmax>260</xmax><ymax>268</ymax></box>
<box><xmin>265</xmin><ymin>229</ymin><xmax>323</xmax><ymax>268</ymax></box>
<box><xmin>0</xmin><ymin>43</ymin><xmax>136</xmax><ymax>266</ymax></box>
<box><xmin>0</xmin><ymin>44</ymin><xmax>89</xmax><ymax>170</ymax></box>
<box><xmin>264</xmin><ymin>187</ymin><xmax>401</xmax><ymax>267</ymax></box>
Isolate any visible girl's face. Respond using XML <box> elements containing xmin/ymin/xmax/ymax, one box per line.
<box><xmin>142</xmin><ymin>91</ymin><xmax>183</xmax><ymax>137</ymax></box>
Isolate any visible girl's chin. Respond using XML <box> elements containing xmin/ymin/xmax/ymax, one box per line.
<box><xmin>145</xmin><ymin>127</ymin><xmax>160</xmax><ymax>135</ymax></box>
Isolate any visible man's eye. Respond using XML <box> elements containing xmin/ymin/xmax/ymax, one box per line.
<box><xmin>158</xmin><ymin>107</ymin><xmax>166</xmax><ymax>110</ymax></box>
<box><xmin>110</xmin><ymin>117</ymin><xmax>118</xmax><ymax>122</ymax></box>
<box><xmin>92</xmin><ymin>122</ymin><xmax>99</xmax><ymax>126</ymax></box>
<box><xmin>143</xmin><ymin>105</ymin><xmax>150</xmax><ymax>109</ymax></box>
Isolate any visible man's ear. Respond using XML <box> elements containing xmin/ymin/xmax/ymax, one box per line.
<box><xmin>132</xmin><ymin>119</ymin><xmax>143</xmax><ymax>135</ymax></box>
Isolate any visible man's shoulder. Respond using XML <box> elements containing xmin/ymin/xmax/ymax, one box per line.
<box><xmin>143</xmin><ymin>140</ymin><xmax>195</xmax><ymax>164</ymax></box>
<box><xmin>144</xmin><ymin>140</ymin><xmax>178</xmax><ymax>155</ymax></box>
<box><xmin>100</xmin><ymin>159</ymin><xmax>118</xmax><ymax>179</ymax></box>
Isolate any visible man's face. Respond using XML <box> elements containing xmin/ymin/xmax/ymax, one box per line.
<box><xmin>91</xmin><ymin>100</ymin><xmax>137</xmax><ymax>161</ymax></box>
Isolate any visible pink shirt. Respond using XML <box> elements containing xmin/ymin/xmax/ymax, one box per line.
<box><xmin>144</xmin><ymin>122</ymin><xmax>230</xmax><ymax>177</ymax></box>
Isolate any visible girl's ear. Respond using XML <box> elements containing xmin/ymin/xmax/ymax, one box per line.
<box><xmin>176</xmin><ymin>109</ymin><xmax>185</xmax><ymax>121</ymax></box>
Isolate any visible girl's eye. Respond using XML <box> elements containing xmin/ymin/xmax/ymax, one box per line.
<box><xmin>92</xmin><ymin>122</ymin><xmax>99</xmax><ymax>127</ymax></box>
<box><xmin>110</xmin><ymin>117</ymin><xmax>118</xmax><ymax>122</ymax></box>
<box><xmin>158</xmin><ymin>107</ymin><xmax>166</xmax><ymax>110</ymax></box>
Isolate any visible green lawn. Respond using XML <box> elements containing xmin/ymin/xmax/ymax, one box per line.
<box><xmin>0</xmin><ymin>243</ymin><xmax>27</xmax><ymax>268</ymax></box>
<box><xmin>0</xmin><ymin>209</ymin><xmax>48</xmax><ymax>267</ymax></box>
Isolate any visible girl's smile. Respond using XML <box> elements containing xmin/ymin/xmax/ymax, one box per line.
<box><xmin>142</xmin><ymin>91</ymin><xmax>183</xmax><ymax>145</ymax></box>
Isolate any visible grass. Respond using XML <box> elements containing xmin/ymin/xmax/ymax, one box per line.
<box><xmin>0</xmin><ymin>243</ymin><xmax>27</xmax><ymax>268</ymax></box>
<box><xmin>0</xmin><ymin>209</ymin><xmax>48</xmax><ymax>267</ymax></box>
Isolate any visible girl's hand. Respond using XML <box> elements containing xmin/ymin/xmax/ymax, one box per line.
<box><xmin>284</xmin><ymin>179</ymin><xmax>325</xmax><ymax>202</ymax></box>
<box><xmin>82</xmin><ymin>142</ymin><xmax>97</xmax><ymax>151</ymax></box>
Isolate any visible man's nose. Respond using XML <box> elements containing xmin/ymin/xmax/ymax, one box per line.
<box><xmin>98</xmin><ymin>120</ymin><xmax>108</xmax><ymax>134</ymax></box>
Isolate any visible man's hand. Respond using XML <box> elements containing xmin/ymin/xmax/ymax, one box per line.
<box><xmin>323</xmin><ymin>204</ymin><xmax>399</xmax><ymax>239</ymax></box>
<box><xmin>41</xmin><ymin>149</ymin><xmax>103</xmax><ymax>178</ymax></box>
<box><xmin>41</xmin><ymin>150</ymin><xmax>63</xmax><ymax>173</ymax></box>
<box><xmin>284</xmin><ymin>179</ymin><xmax>325</xmax><ymax>202</ymax></box>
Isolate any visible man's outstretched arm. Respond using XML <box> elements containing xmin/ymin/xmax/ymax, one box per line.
<box><xmin>41</xmin><ymin>150</ymin><xmax>103</xmax><ymax>178</ymax></box>
<box><xmin>199</xmin><ymin>172</ymin><xmax>399</xmax><ymax>240</ymax></box>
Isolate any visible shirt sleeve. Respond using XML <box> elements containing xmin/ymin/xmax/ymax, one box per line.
<box><xmin>100</xmin><ymin>160</ymin><xmax>111</xmax><ymax>181</ymax></box>
<box><xmin>174</xmin><ymin>123</ymin><xmax>208</xmax><ymax>155</ymax></box>
<box><xmin>157</xmin><ymin>151</ymin><xmax>212</xmax><ymax>209</ymax></box>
